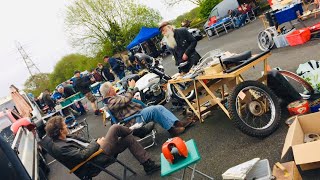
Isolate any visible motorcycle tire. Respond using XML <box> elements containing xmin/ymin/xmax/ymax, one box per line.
<box><xmin>169</xmin><ymin>83</ymin><xmax>196</xmax><ymax>102</ymax></box>
<box><xmin>228</xmin><ymin>81</ymin><xmax>281</xmax><ymax>138</ymax></box>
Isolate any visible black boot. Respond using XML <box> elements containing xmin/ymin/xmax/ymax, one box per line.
<box><xmin>142</xmin><ymin>159</ymin><xmax>160</xmax><ymax>175</ymax></box>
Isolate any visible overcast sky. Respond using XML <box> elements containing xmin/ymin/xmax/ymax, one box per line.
<box><xmin>0</xmin><ymin>0</ymin><xmax>196</xmax><ymax>98</ymax></box>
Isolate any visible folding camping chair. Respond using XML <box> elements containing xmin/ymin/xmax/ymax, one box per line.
<box><xmin>103</xmin><ymin>99</ymin><xmax>157</xmax><ymax>149</ymax></box>
<box><xmin>39</xmin><ymin>136</ymin><xmax>136</xmax><ymax>180</ymax></box>
<box><xmin>90</xmin><ymin>82</ymin><xmax>104</xmax><ymax>106</ymax></box>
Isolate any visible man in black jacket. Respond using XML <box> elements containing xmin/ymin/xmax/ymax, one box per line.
<box><xmin>159</xmin><ymin>22</ymin><xmax>201</xmax><ymax>73</ymax></box>
<box><xmin>73</xmin><ymin>71</ymin><xmax>99</xmax><ymax>115</ymax></box>
<box><xmin>44</xmin><ymin>116</ymin><xmax>160</xmax><ymax>178</ymax></box>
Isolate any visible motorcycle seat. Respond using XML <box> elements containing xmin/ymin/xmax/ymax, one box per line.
<box><xmin>222</xmin><ymin>51</ymin><xmax>252</xmax><ymax>65</ymax></box>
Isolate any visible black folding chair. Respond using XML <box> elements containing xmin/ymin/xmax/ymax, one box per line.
<box><xmin>39</xmin><ymin>136</ymin><xmax>136</xmax><ymax>180</ymax></box>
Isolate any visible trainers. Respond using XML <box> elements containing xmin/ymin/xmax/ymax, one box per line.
<box><xmin>142</xmin><ymin>159</ymin><xmax>160</xmax><ymax>175</ymax></box>
<box><xmin>129</xmin><ymin>122</ymin><xmax>144</xmax><ymax>130</ymax></box>
<box><xmin>94</xmin><ymin>110</ymin><xmax>100</xmax><ymax>116</ymax></box>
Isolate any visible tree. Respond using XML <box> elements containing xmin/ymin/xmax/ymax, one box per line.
<box><xmin>163</xmin><ymin>0</ymin><xmax>203</xmax><ymax>6</ymax></box>
<box><xmin>172</xmin><ymin>7</ymin><xmax>201</xmax><ymax>27</ymax></box>
<box><xmin>65</xmin><ymin>0</ymin><xmax>162</xmax><ymax>55</ymax></box>
<box><xmin>24</xmin><ymin>73</ymin><xmax>51</xmax><ymax>96</ymax></box>
<box><xmin>49</xmin><ymin>54</ymin><xmax>99</xmax><ymax>88</ymax></box>
<box><xmin>199</xmin><ymin>0</ymin><xmax>222</xmax><ymax>19</ymax></box>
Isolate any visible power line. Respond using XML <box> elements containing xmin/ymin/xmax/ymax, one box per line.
<box><xmin>15</xmin><ymin>41</ymin><xmax>41</xmax><ymax>77</ymax></box>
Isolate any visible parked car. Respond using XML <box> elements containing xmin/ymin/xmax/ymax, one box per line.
<box><xmin>0</xmin><ymin>109</ymin><xmax>49</xmax><ymax>180</ymax></box>
<box><xmin>203</xmin><ymin>0</ymin><xmax>239</xmax><ymax>30</ymax></box>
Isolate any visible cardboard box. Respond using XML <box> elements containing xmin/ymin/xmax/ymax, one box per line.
<box><xmin>281</xmin><ymin>112</ymin><xmax>320</xmax><ymax>171</ymax></box>
<box><xmin>272</xmin><ymin>161</ymin><xmax>302</xmax><ymax>180</ymax></box>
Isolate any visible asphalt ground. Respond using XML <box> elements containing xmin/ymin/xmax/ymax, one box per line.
<box><xmin>47</xmin><ymin>18</ymin><xmax>320</xmax><ymax>180</ymax></box>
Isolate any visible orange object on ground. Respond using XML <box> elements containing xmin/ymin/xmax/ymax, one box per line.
<box><xmin>287</xmin><ymin>100</ymin><xmax>310</xmax><ymax>115</ymax></box>
<box><xmin>286</xmin><ymin>28</ymin><xmax>311</xmax><ymax>46</ymax></box>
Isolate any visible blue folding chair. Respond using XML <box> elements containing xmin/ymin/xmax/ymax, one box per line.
<box><xmin>103</xmin><ymin>99</ymin><xmax>156</xmax><ymax>149</ymax></box>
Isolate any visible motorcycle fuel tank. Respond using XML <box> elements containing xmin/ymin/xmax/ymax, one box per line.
<box><xmin>135</xmin><ymin>73</ymin><xmax>160</xmax><ymax>91</ymax></box>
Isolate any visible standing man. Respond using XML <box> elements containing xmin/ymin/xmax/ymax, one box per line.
<box><xmin>103</xmin><ymin>56</ymin><xmax>125</xmax><ymax>80</ymax></box>
<box><xmin>159</xmin><ymin>22</ymin><xmax>201</xmax><ymax>73</ymax></box>
<box><xmin>97</xmin><ymin>63</ymin><xmax>115</xmax><ymax>82</ymax></box>
<box><xmin>73</xmin><ymin>71</ymin><xmax>100</xmax><ymax>116</ymax></box>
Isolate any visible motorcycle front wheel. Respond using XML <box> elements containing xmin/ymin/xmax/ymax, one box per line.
<box><xmin>169</xmin><ymin>83</ymin><xmax>196</xmax><ymax>101</ymax></box>
<box><xmin>227</xmin><ymin>81</ymin><xmax>281</xmax><ymax>138</ymax></box>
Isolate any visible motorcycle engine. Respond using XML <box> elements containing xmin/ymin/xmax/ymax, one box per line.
<box><xmin>150</xmin><ymin>84</ymin><xmax>162</xmax><ymax>96</ymax></box>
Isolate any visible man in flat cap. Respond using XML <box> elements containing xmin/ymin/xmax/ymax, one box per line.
<box><xmin>159</xmin><ymin>21</ymin><xmax>201</xmax><ymax>73</ymax></box>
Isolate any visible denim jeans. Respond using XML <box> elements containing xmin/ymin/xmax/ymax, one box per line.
<box><xmin>117</xmin><ymin>71</ymin><xmax>125</xmax><ymax>80</ymax></box>
<box><xmin>233</xmin><ymin>14</ymin><xmax>247</xmax><ymax>28</ymax></box>
<box><xmin>136</xmin><ymin>105</ymin><xmax>178</xmax><ymax>130</ymax></box>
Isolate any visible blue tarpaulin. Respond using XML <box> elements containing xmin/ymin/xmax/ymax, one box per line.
<box><xmin>126</xmin><ymin>27</ymin><xmax>160</xmax><ymax>50</ymax></box>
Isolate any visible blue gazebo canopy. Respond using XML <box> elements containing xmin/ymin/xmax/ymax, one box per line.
<box><xmin>126</xmin><ymin>27</ymin><xmax>160</xmax><ymax>50</ymax></box>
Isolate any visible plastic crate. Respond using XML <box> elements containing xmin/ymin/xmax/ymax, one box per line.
<box><xmin>286</xmin><ymin>28</ymin><xmax>311</xmax><ymax>46</ymax></box>
<box><xmin>309</xmin><ymin>22</ymin><xmax>320</xmax><ymax>32</ymax></box>
<box><xmin>246</xmin><ymin>159</ymin><xmax>272</xmax><ymax>180</ymax></box>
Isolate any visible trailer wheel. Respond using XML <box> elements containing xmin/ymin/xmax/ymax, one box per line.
<box><xmin>228</xmin><ymin>81</ymin><xmax>281</xmax><ymax>137</ymax></box>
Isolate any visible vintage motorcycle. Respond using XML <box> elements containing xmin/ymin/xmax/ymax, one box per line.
<box><xmin>120</xmin><ymin>54</ymin><xmax>195</xmax><ymax>106</ymax></box>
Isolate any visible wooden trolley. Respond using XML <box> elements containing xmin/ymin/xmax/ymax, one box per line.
<box><xmin>169</xmin><ymin>50</ymin><xmax>281</xmax><ymax>137</ymax></box>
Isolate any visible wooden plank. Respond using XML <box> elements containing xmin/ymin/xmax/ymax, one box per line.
<box><xmin>169</xmin><ymin>78</ymin><xmax>193</xmax><ymax>84</ymax></box>
<box><xmin>172</xmin><ymin>83</ymin><xmax>202</xmax><ymax>122</ymax></box>
<box><xmin>199</xmin><ymin>80</ymin><xmax>231</xmax><ymax>118</ymax></box>
<box><xmin>193</xmin><ymin>80</ymin><xmax>202</xmax><ymax>122</ymax></box>
<box><xmin>196</xmin><ymin>53</ymin><xmax>271</xmax><ymax>79</ymax></box>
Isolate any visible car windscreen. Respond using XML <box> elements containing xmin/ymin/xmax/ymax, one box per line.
<box><xmin>0</xmin><ymin>116</ymin><xmax>14</xmax><ymax>146</ymax></box>
<box><xmin>209</xmin><ymin>8</ymin><xmax>218</xmax><ymax>18</ymax></box>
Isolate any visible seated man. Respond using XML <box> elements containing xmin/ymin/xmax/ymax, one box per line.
<box><xmin>45</xmin><ymin>116</ymin><xmax>160</xmax><ymax>177</ymax></box>
<box><xmin>99</xmin><ymin>80</ymin><xmax>194</xmax><ymax>136</ymax></box>
<box><xmin>228</xmin><ymin>9</ymin><xmax>247</xmax><ymax>28</ymax></box>
<box><xmin>57</xmin><ymin>86</ymin><xmax>86</xmax><ymax>115</ymax></box>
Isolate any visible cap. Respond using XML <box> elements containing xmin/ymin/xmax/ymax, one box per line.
<box><xmin>159</xmin><ymin>21</ymin><xmax>170</xmax><ymax>31</ymax></box>
<box><xmin>74</xmin><ymin>70</ymin><xmax>81</xmax><ymax>74</ymax></box>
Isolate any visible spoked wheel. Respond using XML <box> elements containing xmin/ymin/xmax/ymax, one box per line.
<box><xmin>170</xmin><ymin>83</ymin><xmax>195</xmax><ymax>101</ymax></box>
<box><xmin>257</xmin><ymin>29</ymin><xmax>275</xmax><ymax>51</ymax></box>
<box><xmin>228</xmin><ymin>81</ymin><xmax>281</xmax><ymax>137</ymax></box>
